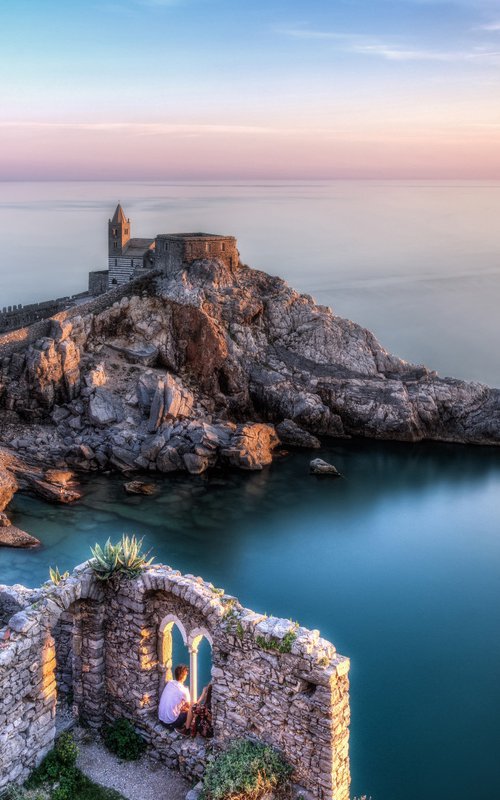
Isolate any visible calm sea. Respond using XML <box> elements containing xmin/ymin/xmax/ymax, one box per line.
<box><xmin>1</xmin><ymin>182</ymin><xmax>500</xmax><ymax>800</ymax></box>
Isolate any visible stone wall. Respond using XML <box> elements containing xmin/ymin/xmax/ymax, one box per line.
<box><xmin>0</xmin><ymin>294</ymin><xmax>90</xmax><ymax>335</ymax></box>
<box><xmin>155</xmin><ymin>235</ymin><xmax>239</xmax><ymax>276</ymax></box>
<box><xmin>88</xmin><ymin>270</ymin><xmax>109</xmax><ymax>296</ymax></box>
<box><xmin>0</xmin><ymin>273</ymin><xmax>160</xmax><ymax>360</ymax></box>
<box><xmin>0</xmin><ymin>563</ymin><xmax>350</xmax><ymax>798</ymax></box>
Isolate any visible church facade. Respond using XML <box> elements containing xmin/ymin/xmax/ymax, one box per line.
<box><xmin>107</xmin><ymin>204</ymin><xmax>156</xmax><ymax>287</ymax></box>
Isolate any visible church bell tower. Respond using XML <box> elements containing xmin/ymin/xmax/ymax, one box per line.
<box><xmin>108</xmin><ymin>203</ymin><xmax>130</xmax><ymax>258</ymax></box>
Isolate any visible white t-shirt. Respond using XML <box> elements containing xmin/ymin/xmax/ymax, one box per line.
<box><xmin>158</xmin><ymin>680</ymin><xmax>191</xmax><ymax>724</ymax></box>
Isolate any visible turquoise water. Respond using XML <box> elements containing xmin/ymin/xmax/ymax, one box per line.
<box><xmin>1</xmin><ymin>439</ymin><xmax>500</xmax><ymax>800</ymax></box>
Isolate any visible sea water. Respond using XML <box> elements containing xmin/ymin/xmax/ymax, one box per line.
<box><xmin>0</xmin><ymin>182</ymin><xmax>499</xmax><ymax>800</ymax></box>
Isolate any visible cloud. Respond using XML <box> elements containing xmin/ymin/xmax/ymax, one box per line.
<box><xmin>477</xmin><ymin>21</ymin><xmax>500</xmax><ymax>30</ymax></box>
<box><xmin>278</xmin><ymin>27</ymin><xmax>500</xmax><ymax>64</ymax></box>
<box><xmin>0</xmin><ymin>122</ymin><xmax>310</xmax><ymax>137</ymax></box>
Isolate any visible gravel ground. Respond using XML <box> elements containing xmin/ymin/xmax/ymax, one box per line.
<box><xmin>76</xmin><ymin>731</ymin><xmax>190</xmax><ymax>800</ymax></box>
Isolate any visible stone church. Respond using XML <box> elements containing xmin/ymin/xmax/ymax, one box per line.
<box><xmin>108</xmin><ymin>204</ymin><xmax>156</xmax><ymax>287</ymax></box>
<box><xmin>89</xmin><ymin>204</ymin><xmax>239</xmax><ymax>295</ymax></box>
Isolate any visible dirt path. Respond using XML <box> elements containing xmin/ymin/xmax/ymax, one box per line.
<box><xmin>77</xmin><ymin>734</ymin><xmax>190</xmax><ymax>800</ymax></box>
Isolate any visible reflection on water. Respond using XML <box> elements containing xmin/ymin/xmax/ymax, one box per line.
<box><xmin>1</xmin><ymin>439</ymin><xmax>500</xmax><ymax>800</ymax></box>
<box><xmin>0</xmin><ymin>180</ymin><xmax>499</xmax><ymax>385</ymax></box>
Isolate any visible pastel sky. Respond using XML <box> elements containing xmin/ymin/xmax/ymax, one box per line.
<box><xmin>1</xmin><ymin>0</ymin><xmax>500</xmax><ymax>179</ymax></box>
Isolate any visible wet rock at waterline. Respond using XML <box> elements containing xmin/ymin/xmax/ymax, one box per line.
<box><xmin>310</xmin><ymin>458</ymin><xmax>342</xmax><ymax>477</ymax></box>
<box><xmin>123</xmin><ymin>480</ymin><xmax>158</xmax><ymax>496</ymax></box>
<box><xmin>0</xmin><ymin>525</ymin><xmax>40</xmax><ymax>548</ymax></box>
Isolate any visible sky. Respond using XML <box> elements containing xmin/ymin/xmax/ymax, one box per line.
<box><xmin>1</xmin><ymin>0</ymin><xmax>500</xmax><ymax>179</ymax></box>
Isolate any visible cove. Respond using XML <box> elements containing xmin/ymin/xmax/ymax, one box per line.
<box><xmin>1</xmin><ymin>438</ymin><xmax>500</xmax><ymax>800</ymax></box>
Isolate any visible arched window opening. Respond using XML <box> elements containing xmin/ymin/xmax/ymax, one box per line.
<box><xmin>158</xmin><ymin>616</ymin><xmax>190</xmax><ymax>696</ymax></box>
<box><xmin>188</xmin><ymin>629</ymin><xmax>213</xmax><ymax>702</ymax></box>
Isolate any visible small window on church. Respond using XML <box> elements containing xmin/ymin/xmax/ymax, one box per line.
<box><xmin>112</xmin><ymin>228</ymin><xmax>117</xmax><ymax>236</ymax></box>
<box><xmin>221</xmin><ymin>243</ymin><xmax>225</xmax><ymax>252</ymax></box>
<box><xmin>111</xmin><ymin>278</ymin><xmax>117</xmax><ymax>285</ymax></box>
<box><xmin>113</xmin><ymin>242</ymin><xmax>118</xmax><ymax>249</ymax></box>
<box><xmin>124</xmin><ymin>228</ymin><xmax>129</xmax><ymax>235</ymax></box>
<box><xmin>114</xmin><ymin>258</ymin><xmax>117</xmax><ymax>266</ymax></box>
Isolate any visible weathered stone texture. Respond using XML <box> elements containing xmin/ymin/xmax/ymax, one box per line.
<box><xmin>0</xmin><ymin>565</ymin><xmax>350</xmax><ymax>799</ymax></box>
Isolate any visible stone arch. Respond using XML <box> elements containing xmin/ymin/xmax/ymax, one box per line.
<box><xmin>45</xmin><ymin>576</ymin><xmax>106</xmax><ymax>729</ymax></box>
<box><xmin>157</xmin><ymin>614</ymin><xmax>189</xmax><ymax>690</ymax></box>
<box><xmin>187</xmin><ymin>627</ymin><xmax>213</xmax><ymax>702</ymax></box>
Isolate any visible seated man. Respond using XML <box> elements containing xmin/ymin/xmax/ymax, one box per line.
<box><xmin>158</xmin><ymin>663</ymin><xmax>191</xmax><ymax>732</ymax></box>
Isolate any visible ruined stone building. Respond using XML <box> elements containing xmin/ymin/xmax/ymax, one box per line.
<box><xmin>0</xmin><ymin>564</ymin><xmax>351</xmax><ymax>800</ymax></box>
<box><xmin>89</xmin><ymin>204</ymin><xmax>239</xmax><ymax>294</ymax></box>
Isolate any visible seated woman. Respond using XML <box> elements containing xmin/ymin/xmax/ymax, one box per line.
<box><xmin>186</xmin><ymin>682</ymin><xmax>213</xmax><ymax>738</ymax></box>
<box><xmin>158</xmin><ymin>663</ymin><xmax>191</xmax><ymax>733</ymax></box>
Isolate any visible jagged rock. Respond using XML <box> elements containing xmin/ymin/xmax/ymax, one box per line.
<box><xmin>44</xmin><ymin>469</ymin><xmax>74</xmax><ymax>486</ymax></box>
<box><xmin>309</xmin><ymin>458</ymin><xmax>341</xmax><ymax>477</ymax></box>
<box><xmin>222</xmin><ymin>423</ymin><xmax>279</xmax><ymax>470</ymax></box>
<box><xmin>276</xmin><ymin>419</ymin><xmax>321</xmax><ymax>448</ymax></box>
<box><xmin>0</xmin><ymin>468</ymin><xmax>17</xmax><ymax>512</ymax></box>
<box><xmin>148</xmin><ymin>374</ymin><xmax>194</xmax><ymax>432</ymax></box>
<box><xmin>0</xmin><ymin>525</ymin><xmax>40</xmax><ymax>548</ymax></box>
<box><xmin>84</xmin><ymin>363</ymin><xmax>107</xmax><ymax>389</ymax></box>
<box><xmin>88</xmin><ymin>388</ymin><xmax>123</xmax><ymax>426</ymax></box>
<box><xmin>123</xmin><ymin>480</ymin><xmax>157</xmax><ymax>496</ymax></box>
<box><xmin>156</xmin><ymin>445</ymin><xmax>183</xmax><ymax>473</ymax></box>
<box><xmin>0</xmin><ymin>512</ymin><xmax>10</xmax><ymax>527</ymax></box>
<box><xmin>107</xmin><ymin>341</ymin><xmax>159</xmax><ymax>366</ymax></box>
<box><xmin>51</xmin><ymin>406</ymin><xmax>70</xmax><ymax>424</ymax></box>
<box><xmin>25</xmin><ymin>476</ymin><xmax>81</xmax><ymax>503</ymax></box>
<box><xmin>183</xmin><ymin>452</ymin><xmax>212</xmax><ymax>474</ymax></box>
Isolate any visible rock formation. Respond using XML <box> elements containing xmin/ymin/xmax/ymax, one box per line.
<box><xmin>0</xmin><ymin>255</ymin><xmax>499</xmax><ymax>530</ymax></box>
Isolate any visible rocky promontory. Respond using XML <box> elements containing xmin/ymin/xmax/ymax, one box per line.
<box><xmin>1</xmin><ymin>256</ymin><xmax>499</xmax><ymax>537</ymax></box>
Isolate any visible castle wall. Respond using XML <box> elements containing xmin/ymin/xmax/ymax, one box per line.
<box><xmin>88</xmin><ymin>270</ymin><xmax>109</xmax><ymax>296</ymax></box>
<box><xmin>0</xmin><ymin>273</ymin><xmax>159</xmax><ymax>360</ymax></box>
<box><xmin>155</xmin><ymin>235</ymin><xmax>239</xmax><ymax>276</ymax></box>
<box><xmin>0</xmin><ymin>564</ymin><xmax>350</xmax><ymax>799</ymax></box>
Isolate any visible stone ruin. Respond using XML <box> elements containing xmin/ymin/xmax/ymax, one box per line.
<box><xmin>0</xmin><ymin>564</ymin><xmax>351</xmax><ymax>800</ymax></box>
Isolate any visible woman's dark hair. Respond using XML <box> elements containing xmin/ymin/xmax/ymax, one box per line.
<box><xmin>174</xmin><ymin>664</ymin><xmax>189</xmax><ymax>681</ymax></box>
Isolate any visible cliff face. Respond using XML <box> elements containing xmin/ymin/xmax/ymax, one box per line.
<box><xmin>0</xmin><ymin>257</ymin><xmax>499</xmax><ymax>507</ymax></box>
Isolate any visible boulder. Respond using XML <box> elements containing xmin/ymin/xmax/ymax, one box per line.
<box><xmin>44</xmin><ymin>469</ymin><xmax>74</xmax><ymax>486</ymax></box>
<box><xmin>309</xmin><ymin>458</ymin><xmax>342</xmax><ymax>477</ymax></box>
<box><xmin>0</xmin><ymin>525</ymin><xmax>40</xmax><ymax>548</ymax></box>
<box><xmin>222</xmin><ymin>423</ymin><xmax>279</xmax><ymax>470</ymax></box>
<box><xmin>84</xmin><ymin>362</ymin><xmax>107</xmax><ymax>389</ymax></box>
<box><xmin>276</xmin><ymin>419</ymin><xmax>321</xmax><ymax>449</ymax></box>
<box><xmin>88</xmin><ymin>388</ymin><xmax>123</xmax><ymax>426</ymax></box>
<box><xmin>148</xmin><ymin>374</ymin><xmax>194</xmax><ymax>432</ymax></box>
<box><xmin>123</xmin><ymin>481</ymin><xmax>158</xmax><ymax>496</ymax></box>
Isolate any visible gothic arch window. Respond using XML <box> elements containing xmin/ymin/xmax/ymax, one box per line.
<box><xmin>158</xmin><ymin>616</ymin><xmax>212</xmax><ymax>702</ymax></box>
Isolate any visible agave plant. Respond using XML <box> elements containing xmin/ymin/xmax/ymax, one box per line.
<box><xmin>120</xmin><ymin>534</ymin><xmax>154</xmax><ymax>577</ymax></box>
<box><xmin>49</xmin><ymin>566</ymin><xmax>69</xmax><ymax>585</ymax></box>
<box><xmin>90</xmin><ymin>535</ymin><xmax>154</xmax><ymax>582</ymax></box>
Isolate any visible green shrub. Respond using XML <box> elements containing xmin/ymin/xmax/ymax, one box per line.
<box><xmin>90</xmin><ymin>535</ymin><xmax>154</xmax><ymax>583</ymax></box>
<box><xmin>102</xmin><ymin>718</ymin><xmax>146</xmax><ymax>761</ymax></box>
<box><xmin>202</xmin><ymin>739</ymin><xmax>293</xmax><ymax>800</ymax></box>
<box><xmin>27</xmin><ymin>732</ymin><xmax>78</xmax><ymax>788</ymax></box>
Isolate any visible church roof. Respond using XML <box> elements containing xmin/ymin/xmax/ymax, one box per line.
<box><xmin>122</xmin><ymin>238</ymin><xmax>155</xmax><ymax>258</ymax></box>
<box><xmin>111</xmin><ymin>204</ymin><xmax>128</xmax><ymax>224</ymax></box>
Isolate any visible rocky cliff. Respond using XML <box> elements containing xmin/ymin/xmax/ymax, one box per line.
<box><xmin>0</xmin><ymin>257</ymin><xmax>499</xmax><ymax>535</ymax></box>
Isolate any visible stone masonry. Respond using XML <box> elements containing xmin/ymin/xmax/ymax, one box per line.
<box><xmin>0</xmin><ymin>563</ymin><xmax>350</xmax><ymax>799</ymax></box>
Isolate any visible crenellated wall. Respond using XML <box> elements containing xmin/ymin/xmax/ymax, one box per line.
<box><xmin>0</xmin><ymin>563</ymin><xmax>350</xmax><ymax>799</ymax></box>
